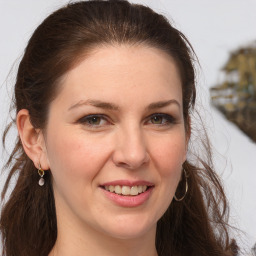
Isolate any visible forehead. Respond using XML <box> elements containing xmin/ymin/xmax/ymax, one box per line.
<box><xmin>53</xmin><ymin>44</ymin><xmax>183</xmax><ymax>109</ymax></box>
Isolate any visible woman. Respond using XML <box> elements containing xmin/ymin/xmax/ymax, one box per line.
<box><xmin>0</xmin><ymin>1</ymin><xmax>238</xmax><ymax>255</ymax></box>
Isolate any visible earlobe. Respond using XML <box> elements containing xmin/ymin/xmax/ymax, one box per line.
<box><xmin>185</xmin><ymin>116</ymin><xmax>191</xmax><ymax>150</ymax></box>
<box><xmin>16</xmin><ymin>109</ymin><xmax>49</xmax><ymax>170</ymax></box>
<box><xmin>186</xmin><ymin>116</ymin><xmax>191</xmax><ymax>142</ymax></box>
<box><xmin>183</xmin><ymin>116</ymin><xmax>191</xmax><ymax>162</ymax></box>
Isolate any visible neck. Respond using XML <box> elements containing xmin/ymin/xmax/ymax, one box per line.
<box><xmin>49</xmin><ymin>216</ymin><xmax>158</xmax><ymax>256</ymax></box>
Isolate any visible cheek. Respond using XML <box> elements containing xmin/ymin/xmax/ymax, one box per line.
<box><xmin>45</xmin><ymin>128</ymin><xmax>111</xmax><ymax>185</ymax></box>
<box><xmin>149</xmin><ymin>132</ymin><xmax>186</xmax><ymax>178</ymax></box>
<box><xmin>148</xmin><ymin>133</ymin><xmax>186</xmax><ymax>219</ymax></box>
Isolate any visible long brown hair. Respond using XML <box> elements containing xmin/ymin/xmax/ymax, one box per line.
<box><xmin>1</xmin><ymin>1</ymin><xmax>238</xmax><ymax>255</ymax></box>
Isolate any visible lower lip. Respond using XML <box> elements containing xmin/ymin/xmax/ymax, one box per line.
<box><xmin>101</xmin><ymin>187</ymin><xmax>153</xmax><ymax>207</ymax></box>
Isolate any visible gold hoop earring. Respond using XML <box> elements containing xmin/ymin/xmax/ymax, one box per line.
<box><xmin>174</xmin><ymin>168</ymin><xmax>188</xmax><ymax>201</ymax></box>
<box><xmin>38</xmin><ymin>164</ymin><xmax>45</xmax><ymax>186</ymax></box>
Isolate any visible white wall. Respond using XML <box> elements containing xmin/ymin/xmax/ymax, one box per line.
<box><xmin>1</xmin><ymin>0</ymin><xmax>256</xmax><ymax>253</ymax></box>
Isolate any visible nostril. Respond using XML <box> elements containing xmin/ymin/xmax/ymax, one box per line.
<box><xmin>115</xmin><ymin>159</ymin><xmax>149</xmax><ymax>170</ymax></box>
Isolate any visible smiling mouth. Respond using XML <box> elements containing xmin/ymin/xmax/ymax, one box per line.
<box><xmin>102</xmin><ymin>185</ymin><xmax>151</xmax><ymax>196</ymax></box>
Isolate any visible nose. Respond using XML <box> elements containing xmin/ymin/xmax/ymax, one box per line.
<box><xmin>112</xmin><ymin>126</ymin><xmax>149</xmax><ymax>170</ymax></box>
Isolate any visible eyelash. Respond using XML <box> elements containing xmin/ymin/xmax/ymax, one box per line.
<box><xmin>147</xmin><ymin>113</ymin><xmax>177</xmax><ymax>126</ymax></box>
<box><xmin>77</xmin><ymin>113</ymin><xmax>177</xmax><ymax>128</ymax></box>
<box><xmin>77</xmin><ymin>114</ymin><xmax>110</xmax><ymax>128</ymax></box>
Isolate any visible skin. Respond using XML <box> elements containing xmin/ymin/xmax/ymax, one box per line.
<box><xmin>17</xmin><ymin>44</ymin><xmax>188</xmax><ymax>256</ymax></box>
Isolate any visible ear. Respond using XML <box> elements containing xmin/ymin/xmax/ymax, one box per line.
<box><xmin>185</xmin><ymin>115</ymin><xmax>191</xmax><ymax>143</ymax></box>
<box><xmin>16</xmin><ymin>109</ymin><xmax>49</xmax><ymax>170</ymax></box>
<box><xmin>184</xmin><ymin>115</ymin><xmax>191</xmax><ymax>161</ymax></box>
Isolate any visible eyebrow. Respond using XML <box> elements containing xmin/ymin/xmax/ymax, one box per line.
<box><xmin>68</xmin><ymin>99</ymin><xmax>119</xmax><ymax>111</ymax></box>
<box><xmin>68</xmin><ymin>99</ymin><xmax>180</xmax><ymax>111</ymax></box>
<box><xmin>147</xmin><ymin>99</ymin><xmax>181</xmax><ymax>110</ymax></box>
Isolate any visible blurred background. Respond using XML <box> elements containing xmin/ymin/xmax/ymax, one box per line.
<box><xmin>0</xmin><ymin>0</ymin><xmax>256</xmax><ymax>254</ymax></box>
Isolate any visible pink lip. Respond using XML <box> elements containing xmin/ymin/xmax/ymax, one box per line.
<box><xmin>99</xmin><ymin>180</ymin><xmax>154</xmax><ymax>207</ymax></box>
<box><xmin>101</xmin><ymin>187</ymin><xmax>153</xmax><ymax>207</ymax></box>
<box><xmin>101</xmin><ymin>180</ymin><xmax>154</xmax><ymax>187</ymax></box>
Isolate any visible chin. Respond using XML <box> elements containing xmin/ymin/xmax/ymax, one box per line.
<box><xmin>98</xmin><ymin>215</ymin><xmax>157</xmax><ymax>240</ymax></box>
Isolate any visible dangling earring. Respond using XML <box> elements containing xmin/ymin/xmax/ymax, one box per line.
<box><xmin>38</xmin><ymin>164</ymin><xmax>45</xmax><ymax>186</ymax></box>
<box><xmin>174</xmin><ymin>168</ymin><xmax>188</xmax><ymax>201</ymax></box>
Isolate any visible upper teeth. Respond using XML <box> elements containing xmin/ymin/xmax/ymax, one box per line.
<box><xmin>104</xmin><ymin>185</ymin><xmax>148</xmax><ymax>196</ymax></box>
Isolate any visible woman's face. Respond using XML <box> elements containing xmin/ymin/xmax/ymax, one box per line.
<box><xmin>42</xmin><ymin>45</ymin><xmax>187</xmax><ymax>240</ymax></box>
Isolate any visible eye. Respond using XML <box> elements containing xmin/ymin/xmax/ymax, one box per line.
<box><xmin>77</xmin><ymin>114</ymin><xmax>110</xmax><ymax>127</ymax></box>
<box><xmin>151</xmin><ymin>115</ymin><xmax>164</xmax><ymax>124</ymax></box>
<box><xmin>147</xmin><ymin>113</ymin><xmax>176</xmax><ymax>126</ymax></box>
